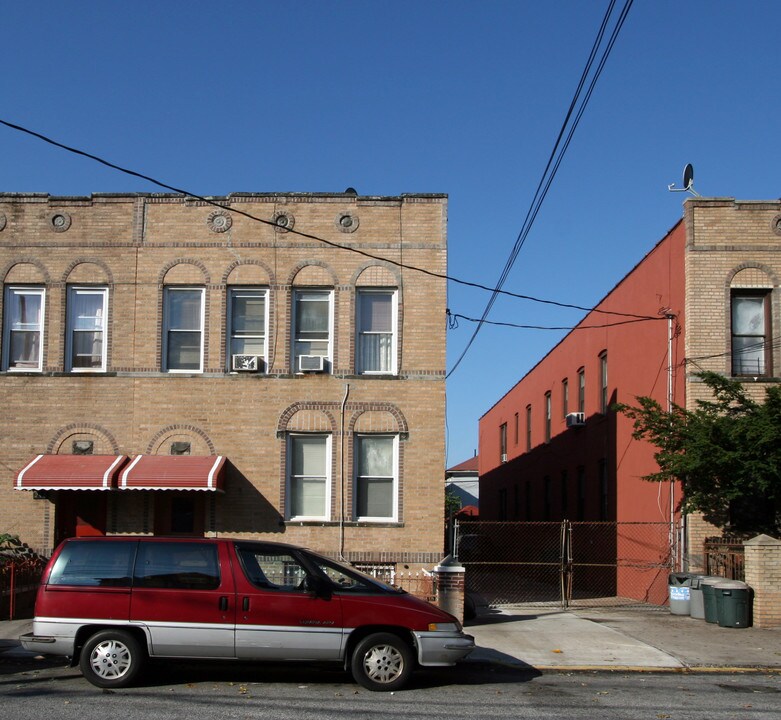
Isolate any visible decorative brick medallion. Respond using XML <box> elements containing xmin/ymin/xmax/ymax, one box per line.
<box><xmin>335</xmin><ymin>212</ymin><xmax>359</xmax><ymax>233</ymax></box>
<box><xmin>50</xmin><ymin>212</ymin><xmax>71</xmax><ymax>232</ymax></box>
<box><xmin>207</xmin><ymin>210</ymin><xmax>232</xmax><ymax>233</ymax></box>
<box><xmin>272</xmin><ymin>211</ymin><xmax>295</xmax><ymax>233</ymax></box>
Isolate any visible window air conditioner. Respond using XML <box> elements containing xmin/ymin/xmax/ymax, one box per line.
<box><xmin>231</xmin><ymin>354</ymin><xmax>260</xmax><ymax>372</ymax></box>
<box><xmin>500</xmin><ymin>453</ymin><xmax>508</xmax><ymax>464</ymax></box>
<box><xmin>298</xmin><ymin>354</ymin><xmax>325</xmax><ymax>373</ymax></box>
<box><xmin>566</xmin><ymin>412</ymin><xmax>586</xmax><ymax>428</ymax></box>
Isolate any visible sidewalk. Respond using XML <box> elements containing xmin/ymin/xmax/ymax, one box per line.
<box><xmin>1</xmin><ymin>607</ymin><xmax>780</xmax><ymax>671</ymax></box>
<box><xmin>466</xmin><ymin>605</ymin><xmax>781</xmax><ymax>671</ymax></box>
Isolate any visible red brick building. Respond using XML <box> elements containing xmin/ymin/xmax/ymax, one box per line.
<box><xmin>0</xmin><ymin>190</ymin><xmax>448</xmax><ymax>574</ymax></box>
<box><xmin>479</xmin><ymin>198</ymin><xmax>781</xmax><ymax>601</ymax></box>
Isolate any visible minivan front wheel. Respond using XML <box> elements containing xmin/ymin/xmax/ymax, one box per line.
<box><xmin>80</xmin><ymin>629</ymin><xmax>144</xmax><ymax>688</ymax></box>
<box><xmin>350</xmin><ymin>632</ymin><xmax>414</xmax><ymax>691</ymax></box>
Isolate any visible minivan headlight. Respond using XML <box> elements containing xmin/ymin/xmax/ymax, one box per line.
<box><xmin>427</xmin><ymin>621</ymin><xmax>461</xmax><ymax>632</ymax></box>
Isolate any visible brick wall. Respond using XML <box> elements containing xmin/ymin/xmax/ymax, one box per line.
<box><xmin>744</xmin><ymin>534</ymin><xmax>781</xmax><ymax>628</ymax></box>
<box><xmin>0</xmin><ymin>192</ymin><xmax>447</xmax><ymax>569</ymax></box>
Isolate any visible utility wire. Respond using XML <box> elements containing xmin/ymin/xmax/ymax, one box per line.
<box><xmin>0</xmin><ymin>115</ymin><xmax>655</xmax><ymax>322</ymax></box>
<box><xmin>447</xmin><ymin>0</ymin><xmax>634</xmax><ymax>378</ymax></box>
<box><xmin>447</xmin><ymin>310</ymin><xmax>661</xmax><ymax>331</ymax></box>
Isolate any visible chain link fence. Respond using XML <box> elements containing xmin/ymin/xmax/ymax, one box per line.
<box><xmin>455</xmin><ymin>520</ymin><xmax>675</xmax><ymax>608</ymax></box>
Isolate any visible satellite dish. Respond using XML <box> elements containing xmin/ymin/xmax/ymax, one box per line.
<box><xmin>683</xmin><ymin>163</ymin><xmax>694</xmax><ymax>190</ymax></box>
<box><xmin>667</xmin><ymin>163</ymin><xmax>700</xmax><ymax>196</ymax></box>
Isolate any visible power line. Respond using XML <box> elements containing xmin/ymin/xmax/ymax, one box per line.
<box><xmin>447</xmin><ymin>0</ymin><xmax>635</xmax><ymax>378</ymax></box>
<box><xmin>447</xmin><ymin>310</ymin><xmax>661</xmax><ymax>332</ymax></box>
<box><xmin>0</xmin><ymin>116</ymin><xmax>655</xmax><ymax>322</ymax></box>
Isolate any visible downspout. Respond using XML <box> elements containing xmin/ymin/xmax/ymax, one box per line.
<box><xmin>339</xmin><ymin>382</ymin><xmax>350</xmax><ymax>561</ymax></box>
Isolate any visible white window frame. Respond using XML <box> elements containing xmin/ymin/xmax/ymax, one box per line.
<box><xmin>163</xmin><ymin>286</ymin><xmax>205</xmax><ymax>373</ymax></box>
<box><xmin>3</xmin><ymin>285</ymin><xmax>45</xmax><ymax>372</ymax></box>
<box><xmin>66</xmin><ymin>286</ymin><xmax>108</xmax><ymax>373</ymax></box>
<box><xmin>356</xmin><ymin>289</ymin><xmax>398</xmax><ymax>375</ymax></box>
<box><xmin>292</xmin><ymin>289</ymin><xmax>333</xmax><ymax>372</ymax></box>
<box><xmin>354</xmin><ymin>434</ymin><xmax>399</xmax><ymax>522</ymax></box>
<box><xmin>227</xmin><ymin>287</ymin><xmax>269</xmax><ymax>371</ymax></box>
<box><xmin>286</xmin><ymin>434</ymin><xmax>332</xmax><ymax>521</ymax></box>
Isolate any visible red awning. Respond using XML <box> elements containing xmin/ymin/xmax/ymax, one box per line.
<box><xmin>119</xmin><ymin>455</ymin><xmax>226</xmax><ymax>492</ymax></box>
<box><xmin>15</xmin><ymin>455</ymin><xmax>129</xmax><ymax>491</ymax></box>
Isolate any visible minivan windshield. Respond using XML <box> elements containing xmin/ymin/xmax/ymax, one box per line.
<box><xmin>302</xmin><ymin>549</ymin><xmax>403</xmax><ymax>594</ymax></box>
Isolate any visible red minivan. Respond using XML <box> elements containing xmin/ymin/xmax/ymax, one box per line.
<box><xmin>21</xmin><ymin>537</ymin><xmax>474</xmax><ymax>691</ymax></box>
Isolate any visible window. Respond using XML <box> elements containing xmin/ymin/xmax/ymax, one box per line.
<box><xmin>525</xmin><ymin>404</ymin><xmax>532</xmax><ymax>451</ymax></box>
<box><xmin>731</xmin><ymin>291</ymin><xmax>771</xmax><ymax>376</ymax></box>
<box><xmin>577</xmin><ymin>367</ymin><xmax>585</xmax><ymax>413</ymax></box>
<box><xmin>48</xmin><ymin>540</ymin><xmax>134</xmax><ymax>588</ymax></box>
<box><xmin>288</xmin><ymin>434</ymin><xmax>330</xmax><ymax>520</ymax></box>
<box><xmin>514</xmin><ymin>412</ymin><xmax>519</xmax><ymax>445</ymax></box>
<box><xmin>499</xmin><ymin>423</ymin><xmax>507</xmax><ymax>461</ymax></box>
<box><xmin>3</xmin><ymin>286</ymin><xmax>44</xmax><ymax>371</ymax></box>
<box><xmin>134</xmin><ymin>541</ymin><xmax>220</xmax><ymax>590</ymax></box>
<box><xmin>72</xmin><ymin>441</ymin><xmax>94</xmax><ymax>455</ymax></box>
<box><xmin>228</xmin><ymin>287</ymin><xmax>267</xmax><ymax>370</ymax></box>
<box><xmin>599</xmin><ymin>351</ymin><xmax>608</xmax><ymax>413</ymax></box>
<box><xmin>355</xmin><ymin>435</ymin><xmax>397</xmax><ymax>521</ymax></box>
<box><xmin>576</xmin><ymin>466</ymin><xmax>586</xmax><ymax>520</ymax></box>
<box><xmin>164</xmin><ymin>287</ymin><xmax>204</xmax><ymax>372</ymax></box>
<box><xmin>293</xmin><ymin>289</ymin><xmax>332</xmax><ymax>372</ymax></box>
<box><xmin>598</xmin><ymin>459</ymin><xmax>609</xmax><ymax>520</ymax></box>
<box><xmin>561</xmin><ymin>470</ymin><xmax>569</xmax><ymax>518</ymax></box>
<box><xmin>562</xmin><ymin>378</ymin><xmax>569</xmax><ymax>417</ymax></box>
<box><xmin>67</xmin><ymin>287</ymin><xmax>107</xmax><ymax>372</ymax></box>
<box><xmin>357</xmin><ymin>289</ymin><xmax>397</xmax><ymax>374</ymax></box>
<box><xmin>544</xmin><ymin>391</ymin><xmax>552</xmax><ymax>442</ymax></box>
<box><xmin>543</xmin><ymin>476</ymin><xmax>551</xmax><ymax>520</ymax></box>
<box><xmin>170</xmin><ymin>442</ymin><xmax>191</xmax><ymax>456</ymax></box>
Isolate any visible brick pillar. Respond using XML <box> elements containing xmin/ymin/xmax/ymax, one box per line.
<box><xmin>744</xmin><ymin>534</ymin><xmax>781</xmax><ymax>628</ymax></box>
<box><xmin>433</xmin><ymin>555</ymin><xmax>465</xmax><ymax>623</ymax></box>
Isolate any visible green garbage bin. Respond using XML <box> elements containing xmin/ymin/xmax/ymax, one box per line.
<box><xmin>700</xmin><ymin>577</ymin><xmax>722</xmax><ymax>623</ymax></box>
<box><xmin>668</xmin><ymin>572</ymin><xmax>695</xmax><ymax>615</ymax></box>
<box><xmin>715</xmin><ymin>581</ymin><xmax>751</xmax><ymax>628</ymax></box>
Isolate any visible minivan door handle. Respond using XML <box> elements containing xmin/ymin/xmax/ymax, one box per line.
<box><xmin>242</xmin><ymin>597</ymin><xmax>249</xmax><ymax>611</ymax></box>
<box><xmin>219</xmin><ymin>596</ymin><xmax>228</xmax><ymax>611</ymax></box>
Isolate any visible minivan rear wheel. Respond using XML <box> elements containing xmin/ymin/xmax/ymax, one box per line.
<box><xmin>80</xmin><ymin>629</ymin><xmax>144</xmax><ymax>688</ymax></box>
<box><xmin>350</xmin><ymin>632</ymin><xmax>414</xmax><ymax>691</ymax></box>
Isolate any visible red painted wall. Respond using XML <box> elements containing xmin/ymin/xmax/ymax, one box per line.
<box><xmin>478</xmin><ymin>221</ymin><xmax>687</xmax><ymax>602</ymax></box>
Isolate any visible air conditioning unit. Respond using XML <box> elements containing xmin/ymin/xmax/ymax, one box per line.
<box><xmin>500</xmin><ymin>453</ymin><xmax>508</xmax><ymax>464</ymax></box>
<box><xmin>298</xmin><ymin>354</ymin><xmax>325</xmax><ymax>373</ymax></box>
<box><xmin>231</xmin><ymin>354</ymin><xmax>260</xmax><ymax>372</ymax></box>
<box><xmin>566</xmin><ymin>412</ymin><xmax>586</xmax><ymax>428</ymax></box>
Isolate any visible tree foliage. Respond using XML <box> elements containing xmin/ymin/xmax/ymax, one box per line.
<box><xmin>616</xmin><ymin>371</ymin><xmax>781</xmax><ymax>535</ymax></box>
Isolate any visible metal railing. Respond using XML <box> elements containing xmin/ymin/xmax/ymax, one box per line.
<box><xmin>703</xmin><ymin>536</ymin><xmax>745</xmax><ymax>581</ymax></box>
<box><xmin>0</xmin><ymin>556</ymin><xmax>45</xmax><ymax>620</ymax></box>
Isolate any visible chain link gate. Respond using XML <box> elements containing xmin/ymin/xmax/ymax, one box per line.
<box><xmin>454</xmin><ymin>519</ymin><xmax>676</xmax><ymax>608</ymax></box>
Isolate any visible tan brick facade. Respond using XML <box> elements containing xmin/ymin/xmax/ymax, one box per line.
<box><xmin>0</xmin><ymin>192</ymin><xmax>447</xmax><ymax>571</ymax></box>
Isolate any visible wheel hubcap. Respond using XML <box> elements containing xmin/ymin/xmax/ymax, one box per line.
<box><xmin>362</xmin><ymin>644</ymin><xmax>403</xmax><ymax>684</ymax></box>
<box><xmin>90</xmin><ymin>640</ymin><xmax>132</xmax><ymax>680</ymax></box>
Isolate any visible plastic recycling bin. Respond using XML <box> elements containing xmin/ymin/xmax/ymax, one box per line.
<box><xmin>689</xmin><ymin>575</ymin><xmax>710</xmax><ymax>620</ymax></box>
<box><xmin>668</xmin><ymin>572</ymin><xmax>695</xmax><ymax>615</ymax></box>
<box><xmin>700</xmin><ymin>577</ymin><xmax>723</xmax><ymax>623</ymax></box>
<box><xmin>715</xmin><ymin>580</ymin><xmax>751</xmax><ymax>628</ymax></box>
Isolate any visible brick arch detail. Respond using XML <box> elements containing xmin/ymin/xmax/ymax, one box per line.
<box><xmin>286</xmin><ymin>260</ymin><xmax>339</xmax><ymax>287</ymax></box>
<box><xmin>277</xmin><ymin>403</ymin><xmax>338</xmax><ymax>434</ymax></box>
<box><xmin>47</xmin><ymin>424</ymin><xmax>120</xmax><ymax>454</ymax></box>
<box><xmin>61</xmin><ymin>258</ymin><xmax>114</xmax><ymax>285</ymax></box>
<box><xmin>726</xmin><ymin>263</ymin><xmax>779</xmax><ymax>288</ymax></box>
<box><xmin>347</xmin><ymin>404</ymin><xmax>409</xmax><ymax>437</ymax></box>
<box><xmin>351</xmin><ymin>261</ymin><xmax>402</xmax><ymax>287</ymax></box>
<box><xmin>221</xmin><ymin>259</ymin><xmax>275</xmax><ymax>286</ymax></box>
<box><xmin>1</xmin><ymin>258</ymin><xmax>52</xmax><ymax>284</ymax></box>
<box><xmin>144</xmin><ymin>425</ymin><xmax>217</xmax><ymax>455</ymax></box>
<box><xmin>158</xmin><ymin>258</ymin><xmax>211</xmax><ymax>285</ymax></box>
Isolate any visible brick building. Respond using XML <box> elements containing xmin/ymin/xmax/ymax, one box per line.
<box><xmin>0</xmin><ymin>190</ymin><xmax>448</xmax><ymax>574</ymax></box>
<box><xmin>478</xmin><ymin>197</ymin><xmax>781</xmax><ymax>600</ymax></box>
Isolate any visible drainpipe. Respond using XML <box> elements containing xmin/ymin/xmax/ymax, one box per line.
<box><xmin>339</xmin><ymin>383</ymin><xmax>350</xmax><ymax>561</ymax></box>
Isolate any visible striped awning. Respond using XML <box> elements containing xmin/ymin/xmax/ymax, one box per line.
<box><xmin>119</xmin><ymin>455</ymin><xmax>226</xmax><ymax>492</ymax></box>
<box><xmin>15</xmin><ymin>455</ymin><xmax>129</xmax><ymax>490</ymax></box>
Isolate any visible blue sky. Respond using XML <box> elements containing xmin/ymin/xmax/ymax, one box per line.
<box><xmin>2</xmin><ymin>1</ymin><xmax>780</xmax><ymax>466</ymax></box>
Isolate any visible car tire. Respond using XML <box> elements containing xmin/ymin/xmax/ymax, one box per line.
<box><xmin>350</xmin><ymin>632</ymin><xmax>414</xmax><ymax>692</ymax></box>
<box><xmin>79</xmin><ymin>629</ymin><xmax>144</xmax><ymax>688</ymax></box>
